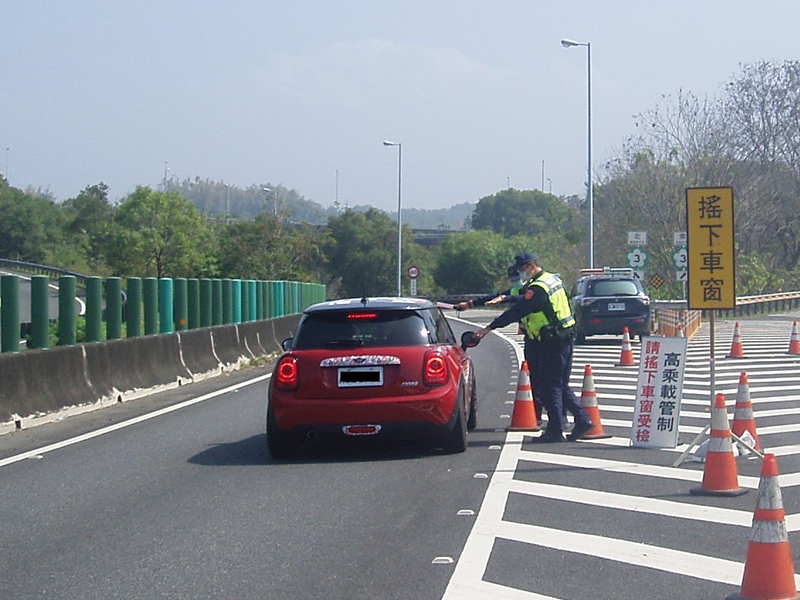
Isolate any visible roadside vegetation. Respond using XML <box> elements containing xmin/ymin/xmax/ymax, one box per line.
<box><xmin>2</xmin><ymin>60</ymin><xmax>799</xmax><ymax>299</ymax></box>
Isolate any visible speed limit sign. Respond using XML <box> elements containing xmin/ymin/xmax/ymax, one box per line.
<box><xmin>407</xmin><ymin>265</ymin><xmax>420</xmax><ymax>279</ymax></box>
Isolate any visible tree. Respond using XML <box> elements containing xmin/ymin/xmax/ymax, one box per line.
<box><xmin>323</xmin><ymin>208</ymin><xmax>414</xmax><ymax>297</ymax></box>
<box><xmin>723</xmin><ymin>61</ymin><xmax>800</xmax><ymax>270</ymax></box>
<box><xmin>433</xmin><ymin>230</ymin><xmax>516</xmax><ymax>294</ymax></box>
<box><xmin>62</xmin><ymin>183</ymin><xmax>115</xmax><ymax>272</ymax></box>
<box><xmin>0</xmin><ymin>185</ymin><xmax>66</xmax><ymax>263</ymax></box>
<box><xmin>471</xmin><ymin>188</ymin><xmax>580</xmax><ymax>238</ymax></box>
<box><xmin>217</xmin><ymin>212</ymin><xmax>325</xmax><ymax>281</ymax></box>
<box><xmin>593</xmin><ymin>63</ymin><xmax>800</xmax><ymax>295</ymax></box>
<box><xmin>106</xmin><ymin>187</ymin><xmax>217</xmax><ymax>278</ymax></box>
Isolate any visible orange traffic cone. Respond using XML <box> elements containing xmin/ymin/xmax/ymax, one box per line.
<box><xmin>506</xmin><ymin>361</ymin><xmax>540</xmax><ymax>431</ymax></box>
<box><xmin>731</xmin><ymin>372</ymin><xmax>761</xmax><ymax>452</ymax></box>
<box><xmin>576</xmin><ymin>364</ymin><xmax>612</xmax><ymax>439</ymax></box>
<box><xmin>691</xmin><ymin>393</ymin><xmax>747</xmax><ymax>497</ymax></box>
<box><xmin>726</xmin><ymin>454</ymin><xmax>800</xmax><ymax>600</ymax></box>
<box><xmin>788</xmin><ymin>320</ymin><xmax>800</xmax><ymax>355</ymax></box>
<box><xmin>616</xmin><ymin>326</ymin><xmax>635</xmax><ymax>366</ymax></box>
<box><xmin>727</xmin><ymin>321</ymin><xmax>745</xmax><ymax>358</ymax></box>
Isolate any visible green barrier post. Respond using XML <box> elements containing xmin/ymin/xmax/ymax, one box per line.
<box><xmin>187</xmin><ymin>278</ymin><xmax>200</xmax><ymax>329</ymax></box>
<box><xmin>222</xmin><ymin>279</ymin><xmax>233</xmax><ymax>324</ymax></box>
<box><xmin>266</xmin><ymin>281</ymin><xmax>275</xmax><ymax>318</ymax></box>
<box><xmin>232</xmin><ymin>279</ymin><xmax>242</xmax><ymax>323</ymax></box>
<box><xmin>257</xmin><ymin>281</ymin><xmax>265</xmax><ymax>320</ymax></box>
<box><xmin>85</xmin><ymin>276</ymin><xmax>103</xmax><ymax>342</ymax></box>
<box><xmin>30</xmin><ymin>275</ymin><xmax>50</xmax><ymax>349</ymax></box>
<box><xmin>174</xmin><ymin>277</ymin><xmax>188</xmax><ymax>331</ymax></box>
<box><xmin>274</xmin><ymin>281</ymin><xmax>285</xmax><ymax>317</ymax></box>
<box><xmin>200</xmin><ymin>279</ymin><xmax>213</xmax><ymax>327</ymax></box>
<box><xmin>1</xmin><ymin>275</ymin><xmax>20</xmax><ymax>353</ymax></box>
<box><xmin>241</xmin><ymin>280</ymin><xmax>249</xmax><ymax>323</ymax></box>
<box><xmin>126</xmin><ymin>277</ymin><xmax>142</xmax><ymax>337</ymax></box>
<box><xmin>159</xmin><ymin>278</ymin><xmax>174</xmax><ymax>334</ymax></box>
<box><xmin>58</xmin><ymin>275</ymin><xmax>77</xmax><ymax>346</ymax></box>
<box><xmin>143</xmin><ymin>277</ymin><xmax>159</xmax><ymax>335</ymax></box>
<box><xmin>212</xmin><ymin>279</ymin><xmax>223</xmax><ymax>325</ymax></box>
<box><xmin>106</xmin><ymin>277</ymin><xmax>122</xmax><ymax>340</ymax></box>
<box><xmin>247</xmin><ymin>280</ymin><xmax>257</xmax><ymax>321</ymax></box>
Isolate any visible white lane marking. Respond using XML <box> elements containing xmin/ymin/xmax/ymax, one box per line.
<box><xmin>445</xmin><ymin>318</ymin><xmax>800</xmax><ymax>598</ymax></box>
<box><xmin>0</xmin><ymin>373</ymin><xmax>271</xmax><ymax>469</ymax></box>
<box><xmin>516</xmin><ymin>450</ymin><xmax>763</xmax><ymax>488</ymax></box>
<box><xmin>491</xmin><ymin>521</ymin><xmax>754</xmax><ymax>587</ymax></box>
<box><xmin>442</xmin><ymin>434</ymin><xmax>522</xmax><ymax>599</ymax></box>
<box><xmin>508</xmin><ymin>479</ymin><xmax>754</xmax><ymax>528</ymax></box>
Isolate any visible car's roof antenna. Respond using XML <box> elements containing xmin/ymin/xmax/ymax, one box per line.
<box><xmin>360</xmin><ymin>295</ymin><xmax>368</xmax><ymax>306</ymax></box>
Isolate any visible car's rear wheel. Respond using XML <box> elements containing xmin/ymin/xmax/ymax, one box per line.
<box><xmin>267</xmin><ymin>403</ymin><xmax>297</xmax><ymax>460</ymax></box>
<box><xmin>442</xmin><ymin>386</ymin><xmax>468</xmax><ymax>454</ymax></box>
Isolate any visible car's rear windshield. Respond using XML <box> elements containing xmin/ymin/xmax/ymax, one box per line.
<box><xmin>588</xmin><ymin>280</ymin><xmax>641</xmax><ymax>297</ymax></box>
<box><xmin>293</xmin><ymin>310</ymin><xmax>431</xmax><ymax>349</ymax></box>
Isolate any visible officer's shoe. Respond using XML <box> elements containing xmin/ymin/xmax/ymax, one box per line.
<box><xmin>566</xmin><ymin>420</ymin><xmax>594</xmax><ymax>442</ymax></box>
<box><xmin>531</xmin><ymin>430</ymin><xmax>566</xmax><ymax>443</ymax></box>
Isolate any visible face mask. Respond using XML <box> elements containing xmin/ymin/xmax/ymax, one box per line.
<box><xmin>517</xmin><ymin>268</ymin><xmax>531</xmax><ymax>283</ymax></box>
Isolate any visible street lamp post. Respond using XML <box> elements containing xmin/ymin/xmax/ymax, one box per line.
<box><xmin>383</xmin><ymin>140</ymin><xmax>402</xmax><ymax>297</ymax></box>
<box><xmin>561</xmin><ymin>38</ymin><xmax>593</xmax><ymax>268</ymax></box>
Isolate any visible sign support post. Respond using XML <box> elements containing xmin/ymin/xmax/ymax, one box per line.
<box><xmin>672</xmin><ymin>187</ymin><xmax>762</xmax><ymax>465</ymax></box>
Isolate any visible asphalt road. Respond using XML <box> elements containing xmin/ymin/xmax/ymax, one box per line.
<box><xmin>2</xmin><ymin>314</ymin><xmax>800</xmax><ymax>599</ymax></box>
<box><xmin>443</xmin><ymin>312</ymin><xmax>800</xmax><ymax>600</ymax></box>
<box><xmin>0</xmin><ymin>319</ymin><xmax>513</xmax><ymax>600</ymax></box>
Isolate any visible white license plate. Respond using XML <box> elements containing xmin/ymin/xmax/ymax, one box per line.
<box><xmin>338</xmin><ymin>366</ymin><xmax>384</xmax><ymax>387</ymax></box>
<box><xmin>608</xmin><ymin>302</ymin><xmax>625</xmax><ymax>311</ymax></box>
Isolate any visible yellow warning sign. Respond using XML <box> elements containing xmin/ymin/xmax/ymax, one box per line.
<box><xmin>685</xmin><ymin>187</ymin><xmax>735</xmax><ymax>309</ymax></box>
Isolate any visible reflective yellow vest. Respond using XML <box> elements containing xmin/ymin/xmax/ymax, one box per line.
<box><xmin>520</xmin><ymin>271</ymin><xmax>576</xmax><ymax>340</ymax></box>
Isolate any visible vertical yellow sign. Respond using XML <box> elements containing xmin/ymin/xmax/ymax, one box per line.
<box><xmin>686</xmin><ymin>187</ymin><xmax>735</xmax><ymax>309</ymax></box>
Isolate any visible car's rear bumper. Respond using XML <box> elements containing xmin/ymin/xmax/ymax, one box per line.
<box><xmin>577</xmin><ymin>315</ymin><xmax>651</xmax><ymax>337</ymax></box>
<box><xmin>269</xmin><ymin>383</ymin><xmax>460</xmax><ymax>436</ymax></box>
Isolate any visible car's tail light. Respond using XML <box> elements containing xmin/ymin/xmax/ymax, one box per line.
<box><xmin>276</xmin><ymin>356</ymin><xmax>298</xmax><ymax>389</ymax></box>
<box><xmin>424</xmin><ymin>350</ymin><xmax>448</xmax><ymax>385</ymax></box>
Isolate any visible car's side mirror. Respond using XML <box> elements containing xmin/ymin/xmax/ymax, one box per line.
<box><xmin>460</xmin><ymin>331</ymin><xmax>480</xmax><ymax>351</ymax></box>
<box><xmin>281</xmin><ymin>337</ymin><xmax>294</xmax><ymax>352</ymax></box>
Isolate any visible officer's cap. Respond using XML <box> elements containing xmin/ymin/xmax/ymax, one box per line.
<box><xmin>513</xmin><ymin>252</ymin><xmax>538</xmax><ymax>268</ymax></box>
<box><xmin>507</xmin><ymin>266</ymin><xmax>520</xmax><ymax>281</ymax></box>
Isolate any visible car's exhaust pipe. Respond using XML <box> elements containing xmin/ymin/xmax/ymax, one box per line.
<box><xmin>306</xmin><ymin>428</ymin><xmax>319</xmax><ymax>440</ymax></box>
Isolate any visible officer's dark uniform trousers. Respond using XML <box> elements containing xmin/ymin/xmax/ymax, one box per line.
<box><xmin>530</xmin><ymin>337</ymin><xmax>584</xmax><ymax>435</ymax></box>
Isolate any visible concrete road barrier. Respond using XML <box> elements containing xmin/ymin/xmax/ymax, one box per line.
<box><xmin>209</xmin><ymin>325</ymin><xmax>246</xmax><ymax>369</ymax></box>
<box><xmin>269</xmin><ymin>314</ymin><xmax>300</xmax><ymax>354</ymax></box>
<box><xmin>238</xmin><ymin>321</ymin><xmax>268</xmax><ymax>357</ymax></box>
<box><xmin>0</xmin><ymin>345</ymin><xmax>95</xmax><ymax>425</ymax></box>
<box><xmin>178</xmin><ymin>328</ymin><xmax>222</xmax><ymax>379</ymax></box>
<box><xmin>0</xmin><ymin>315</ymin><xmax>301</xmax><ymax>433</ymax></box>
<box><xmin>85</xmin><ymin>335</ymin><xmax>193</xmax><ymax>402</ymax></box>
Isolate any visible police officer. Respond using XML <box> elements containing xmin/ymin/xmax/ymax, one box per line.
<box><xmin>454</xmin><ymin>266</ymin><xmax>545</xmax><ymax>418</ymax></box>
<box><xmin>473</xmin><ymin>252</ymin><xmax>594</xmax><ymax>442</ymax></box>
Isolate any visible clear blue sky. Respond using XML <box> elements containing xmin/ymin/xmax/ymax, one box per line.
<box><xmin>2</xmin><ymin>1</ymin><xmax>798</xmax><ymax>211</ymax></box>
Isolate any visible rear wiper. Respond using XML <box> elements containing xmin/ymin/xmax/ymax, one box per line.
<box><xmin>323</xmin><ymin>339</ymin><xmax>365</xmax><ymax>347</ymax></box>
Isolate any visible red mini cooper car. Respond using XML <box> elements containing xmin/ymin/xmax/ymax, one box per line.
<box><xmin>267</xmin><ymin>297</ymin><xmax>478</xmax><ymax>458</ymax></box>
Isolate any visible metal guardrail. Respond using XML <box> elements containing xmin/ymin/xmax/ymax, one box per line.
<box><xmin>652</xmin><ymin>292</ymin><xmax>800</xmax><ymax>318</ymax></box>
<box><xmin>0</xmin><ymin>259</ymin><xmax>89</xmax><ymax>287</ymax></box>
